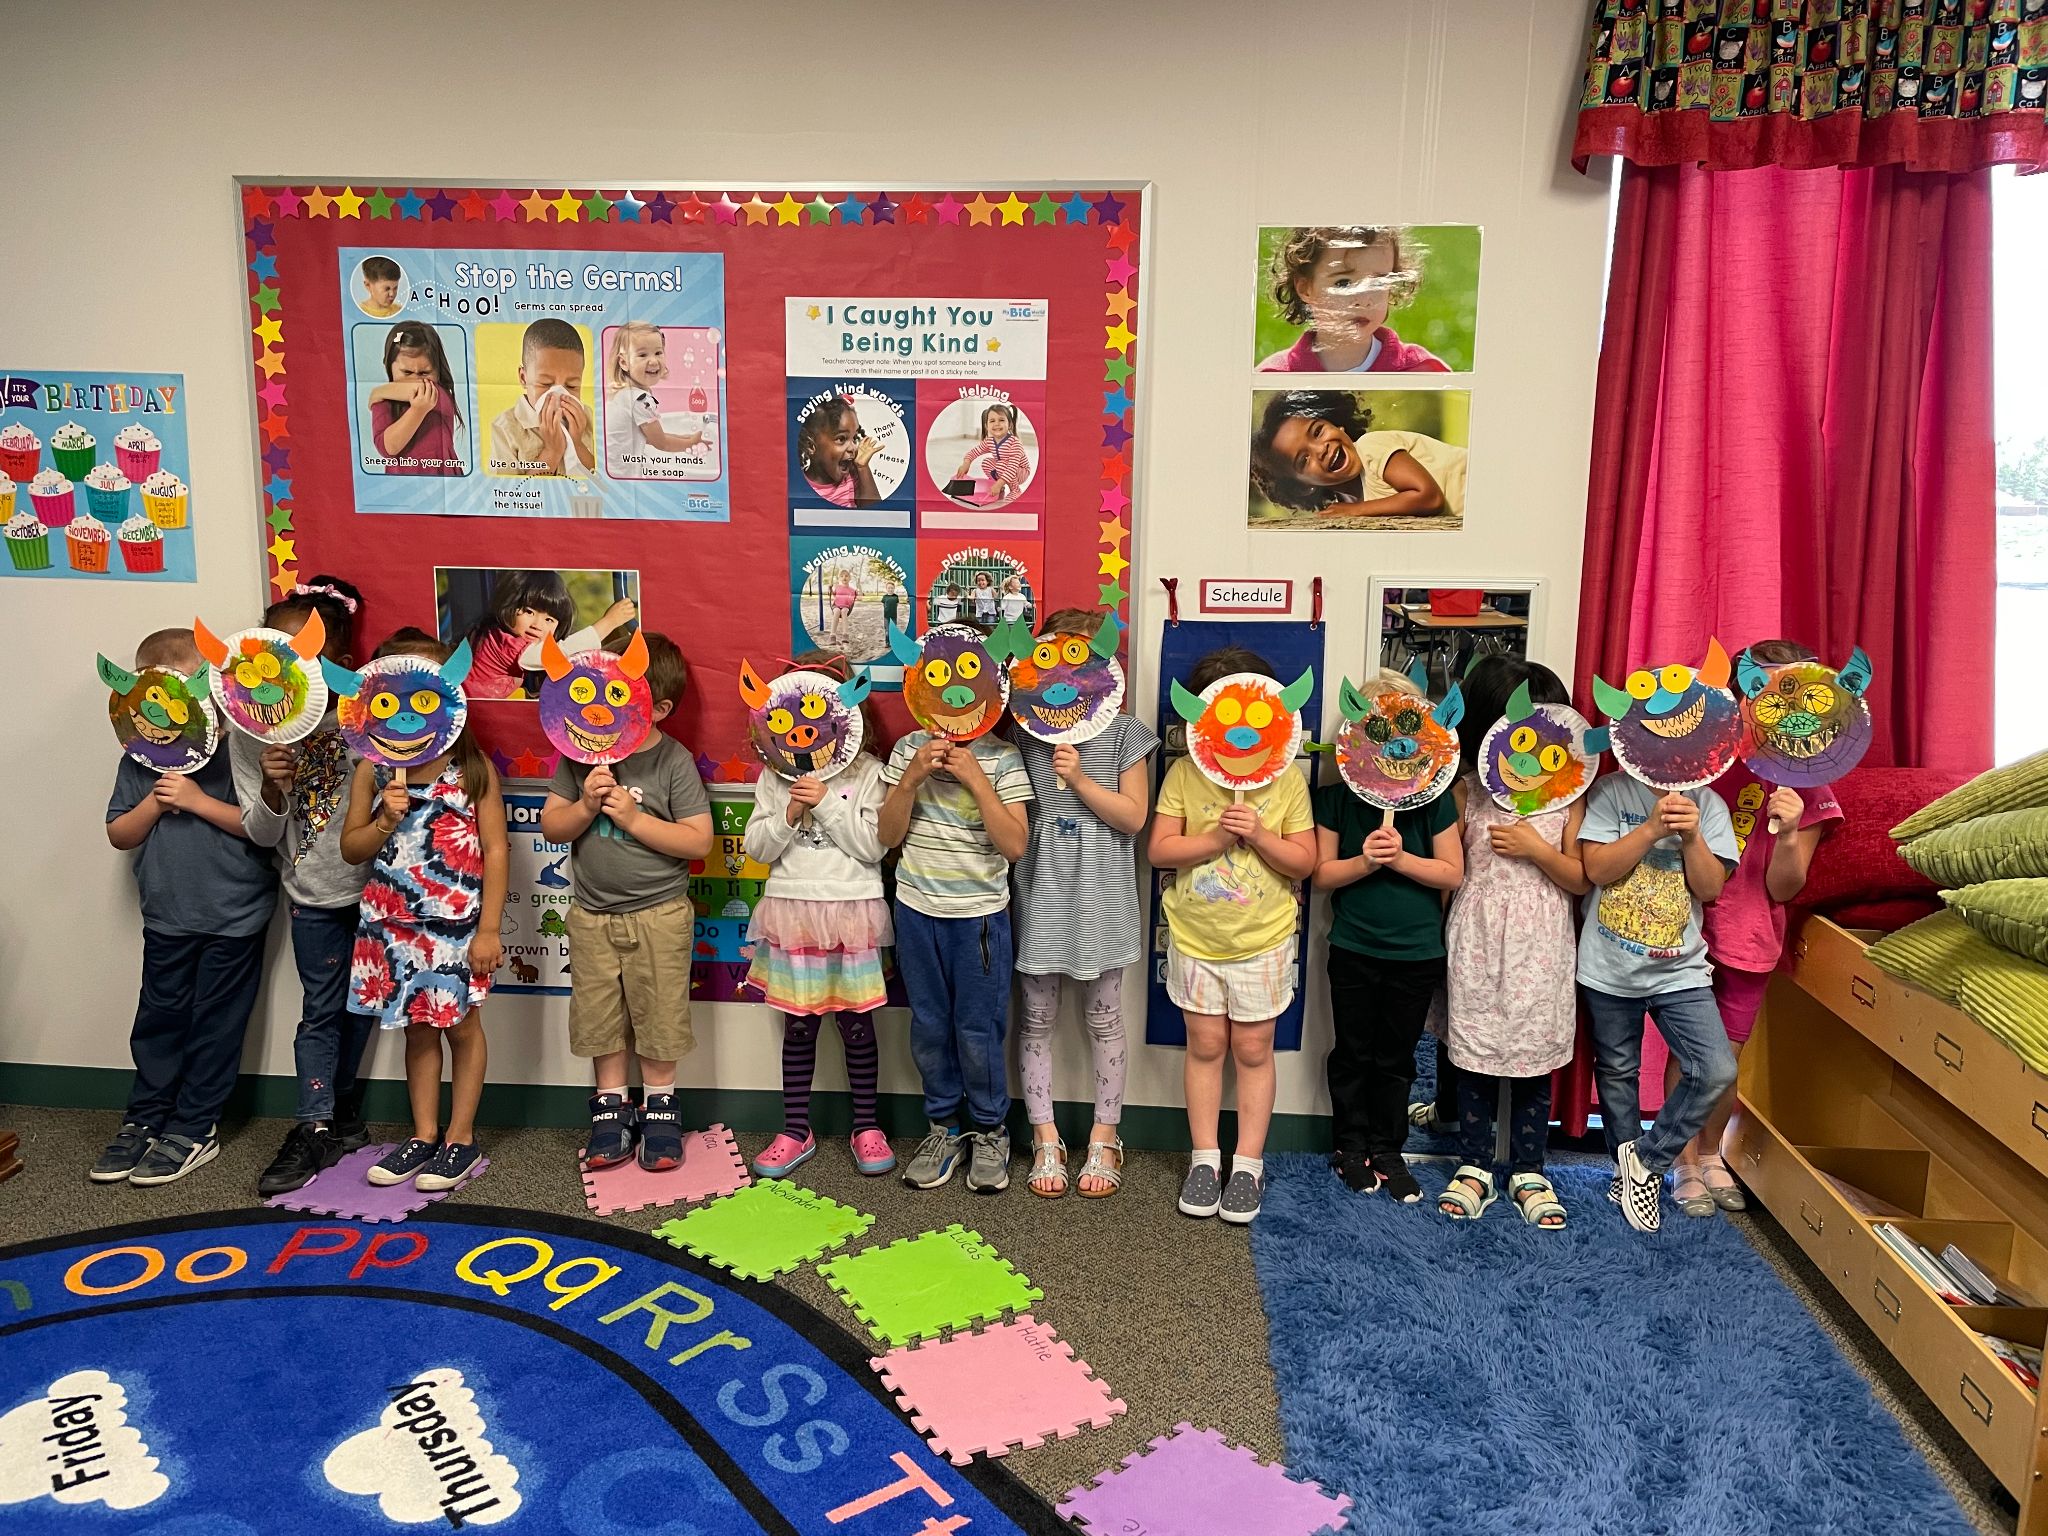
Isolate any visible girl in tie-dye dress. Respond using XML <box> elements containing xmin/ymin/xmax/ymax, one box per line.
<box><xmin>340</xmin><ymin>631</ymin><xmax>508</xmax><ymax>1195</ymax></box>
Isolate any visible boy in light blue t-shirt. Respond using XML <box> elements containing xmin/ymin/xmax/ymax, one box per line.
<box><xmin>1576</xmin><ymin>773</ymin><xmax>1740</xmax><ymax>1236</ymax></box>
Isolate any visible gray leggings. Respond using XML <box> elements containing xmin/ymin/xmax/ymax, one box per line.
<box><xmin>1017</xmin><ymin>972</ymin><xmax>1126</xmax><ymax>1126</ymax></box>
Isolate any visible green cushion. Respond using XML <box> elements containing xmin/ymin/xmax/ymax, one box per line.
<box><xmin>1891</xmin><ymin>748</ymin><xmax>2048</xmax><ymax>840</ymax></box>
<box><xmin>1942</xmin><ymin>879</ymin><xmax>2048</xmax><ymax>967</ymax></box>
<box><xmin>1899</xmin><ymin>807</ymin><xmax>2048</xmax><ymax>886</ymax></box>
<box><xmin>1866</xmin><ymin>909</ymin><xmax>2048</xmax><ymax>1075</ymax></box>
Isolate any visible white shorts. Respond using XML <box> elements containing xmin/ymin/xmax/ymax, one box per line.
<box><xmin>1164</xmin><ymin>938</ymin><xmax>1296</xmax><ymax>1022</ymax></box>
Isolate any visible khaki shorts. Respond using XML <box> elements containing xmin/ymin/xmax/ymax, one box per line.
<box><xmin>1164</xmin><ymin>937</ymin><xmax>1297</xmax><ymax>1022</ymax></box>
<box><xmin>566</xmin><ymin>892</ymin><xmax>695</xmax><ymax>1062</ymax></box>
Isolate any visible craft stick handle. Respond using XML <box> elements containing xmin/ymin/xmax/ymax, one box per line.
<box><xmin>1380</xmin><ymin>806</ymin><xmax>1395</xmax><ymax>830</ymax></box>
<box><xmin>1767</xmin><ymin>814</ymin><xmax>1782</xmax><ymax>836</ymax></box>
<box><xmin>1234</xmin><ymin>788</ymin><xmax>1245</xmax><ymax>805</ymax></box>
<box><xmin>394</xmin><ymin>766</ymin><xmax>407</xmax><ymax>790</ymax></box>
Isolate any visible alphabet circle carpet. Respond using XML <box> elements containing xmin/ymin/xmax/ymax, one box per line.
<box><xmin>0</xmin><ymin>1207</ymin><xmax>1066</xmax><ymax>1534</ymax></box>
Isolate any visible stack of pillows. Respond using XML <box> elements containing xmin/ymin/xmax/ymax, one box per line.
<box><xmin>1867</xmin><ymin>749</ymin><xmax>2048</xmax><ymax>1075</ymax></box>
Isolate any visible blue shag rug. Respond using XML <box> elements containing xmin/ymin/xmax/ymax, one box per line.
<box><xmin>1251</xmin><ymin>1156</ymin><xmax>1978</xmax><ymax>1536</ymax></box>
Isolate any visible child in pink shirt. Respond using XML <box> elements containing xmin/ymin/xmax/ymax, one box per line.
<box><xmin>465</xmin><ymin>570</ymin><xmax>637</xmax><ymax>701</ymax></box>
<box><xmin>1256</xmin><ymin>226</ymin><xmax>1451</xmax><ymax>374</ymax></box>
<box><xmin>1674</xmin><ymin>638</ymin><xmax>1842</xmax><ymax>1217</ymax></box>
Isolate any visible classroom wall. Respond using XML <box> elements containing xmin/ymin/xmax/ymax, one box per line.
<box><xmin>0</xmin><ymin>0</ymin><xmax>1612</xmax><ymax>1135</ymax></box>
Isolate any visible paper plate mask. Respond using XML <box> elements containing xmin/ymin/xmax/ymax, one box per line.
<box><xmin>1592</xmin><ymin>638</ymin><xmax>1745</xmax><ymax>792</ymax></box>
<box><xmin>99</xmin><ymin>654</ymin><xmax>218</xmax><ymax>773</ymax></box>
<box><xmin>538</xmin><ymin>630</ymin><xmax>654</xmax><ymax>766</ymax></box>
<box><xmin>195</xmin><ymin>610</ymin><xmax>329</xmax><ymax>745</ymax></box>
<box><xmin>321</xmin><ymin>645</ymin><xmax>472</xmax><ymax>770</ymax></box>
<box><xmin>888</xmin><ymin>621</ymin><xmax>1019</xmax><ymax>742</ymax></box>
<box><xmin>1478</xmin><ymin>682</ymin><xmax>1602</xmax><ymax>816</ymax></box>
<box><xmin>1332</xmin><ymin>668</ymin><xmax>1464</xmax><ymax>811</ymax></box>
<box><xmin>1170</xmin><ymin>667</ymin><xmax>1314</xmax><ymax>794</ymax></box>
<box><xmin>1735</xmin><ymin>646</ymin><xmax>1874</xmax><ymax>789</ymax></box>
<box><xmin>739</xmin><ymin>660</ymin><xmax>870</xmax><ymax>780</ymax></box>
<box><xmin>1007</xmin><ymin>613</ymin><xmax>1125</xmax><ymax>744</ymax></box>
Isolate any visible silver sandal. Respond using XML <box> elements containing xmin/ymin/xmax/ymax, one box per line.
<box><xmin>1027</xmin><ymin>1137</ymin><xmax>1069</xmax><ymax>1198</ymax></box>
<box><xmin>1076</xmin><ymin>1137</ymin><xmax>1124</xmax><ymax>1199</ymax></box>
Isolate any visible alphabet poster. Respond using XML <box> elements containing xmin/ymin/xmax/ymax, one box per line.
<box><xmin>241</xmin><ymin>183</ymin><xmax>1144</xmax><ymax>783</ymax></box>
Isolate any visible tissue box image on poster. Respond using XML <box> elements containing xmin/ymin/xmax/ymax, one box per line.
<box><xmin>498</xmin><ymin>791</ymin><xmax>571</xmax><ymax>994</ymax></box>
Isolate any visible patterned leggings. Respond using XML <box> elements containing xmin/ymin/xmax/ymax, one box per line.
<box><xmin>782</xmin><ymin>1011</ymin><xmax>880</xmax><ymax>1136</ymax></box>
<box><xmin>1016</xmin><ymin>972</ymin><xmax>1126</xmax><ymax>1126</ymax></box>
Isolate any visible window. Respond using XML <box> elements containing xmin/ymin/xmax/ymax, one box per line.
<box><xmin>1996</xmin><ymin>168</ymin><xmax>2048</xmax><ymax>766</ymax></box>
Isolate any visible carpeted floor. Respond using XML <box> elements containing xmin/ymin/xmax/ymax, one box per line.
<box><xmin>0</xmin><ymin>1103</ymin><xmax>2021</xmax><ymax>1532</ymax></box>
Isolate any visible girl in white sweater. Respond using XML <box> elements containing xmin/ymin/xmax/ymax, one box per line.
<box><xmin>743</xmin><ymin>653</ymin><xmax>895</xmax><ymax>1177</ymax></box>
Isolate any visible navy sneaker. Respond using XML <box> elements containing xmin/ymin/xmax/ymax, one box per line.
<box><xmin>128</xmin><ymin>1131</ymin><xmax>220</xmax><ymax>1187</ymax></box>
<box><xmin>638</xmin><ymin>1092</ymin><xmax>684</xmax><ymax>1172</ymax></box>
<box><xmin>89</xmin><ymin>1122</ymin><xmax>157</xmax><ymax>1183</ymax></box>
<box><xmin>416</xmin><ymin>1140</ymin><xmax>484</xmax><ymax>1193</ymax></box>
<box><xmin>367</xmin><ymin>1138</ymin><xmax>439</xmax><ymax>1187</ymax></box>
<box><xmin>584</xmin><ymin>1094</ymin><xmax>637</xmax><ymax>1169</ymax></box>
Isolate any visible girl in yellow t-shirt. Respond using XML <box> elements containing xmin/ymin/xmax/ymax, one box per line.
<box><xmin>1147</xmin><ymin>647</ymin><xmax>1318</xmax><ymax>1226</ymax></box>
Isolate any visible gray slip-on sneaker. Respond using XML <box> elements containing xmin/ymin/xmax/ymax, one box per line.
<box><xmin>1218</xmin><ymin>1167</ymin><xmax>1265</xmax><ymax>1225</ymax></box>
<box><xmin>1177</xmin><ymin>1162</ymin><xmax>1222</xmax><ymax>1218</ymax></box>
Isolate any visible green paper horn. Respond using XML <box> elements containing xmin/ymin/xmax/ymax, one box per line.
<box><xmin>97</xmin><ymin>654</ymin><xmax>138</xmax><ymax>695</ymax></box>
<box><xmin>1505</xmin><ymin>680</ymin><xmax>1534</xmax><ymax>721</ymax></box>
<box><xmin>1591</xmin><ymin>674</ymin><xmax>1634</xmax><ymax>721</ymax></box>
<box><xmin>1278</xmin><ymin>666</ymin><xmax>1314</xmax><ymax>713</ymax></box>
<box><xmin>1089</xmin><ymin>610</ymin><xmax>1121</xmax><ymax>659</ymax></box>
<box><xmin>1170</xmin><ymin>677</ymin><xmax>1207</xmax><ymax>724</ymax></box>
<box><xmin>1337</xmin><ymin>677</ymin><xmax>1371</xmax><ymax>722</ymax></box>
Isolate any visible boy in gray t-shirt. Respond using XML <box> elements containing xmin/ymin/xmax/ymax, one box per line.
<box><xmin>540</xmin><ymin>633</ymin><xmax>713</xmax><ymax>1173</ymax></box>
<box><xmin>1576</xmin><ymin>772</ymin><xmax>1740</xmax><ymax>1235</ymax></box>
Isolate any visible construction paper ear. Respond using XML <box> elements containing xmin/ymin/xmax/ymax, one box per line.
<box><xmin>886</xmin><ymin>622</ymin><xmax>922</xmax><ymax>666</ymax></box>
<box><xmin>289</xmin><ymin>609</ymin><xmax>327</xmax><ymax>661</ymax></box>
<box><xmin>540</xmin><ymin>632</ymin><xmax>574</xmax><ymax>682</ymax></box>
<box><xmin>440</xmin><ymin>639</ymin><xmax>473</xmax><ymax>692</ymax></box>
<box><xmin>1504</xmin><ymin>680</ymin><xmax>1534</xmax><ymax>721</ymax></box>
<box><xmin>1278</xmin><ymin>666</ymin><xmax>1315</xmax><ymax>714</ymax></box>
<box><xmin>738</xmin><ymin>658</ymin><xmax>771</xmax><ymax>710</ymax></box>
<box><xmin>986</xmin><ymin>617</ymin><xmax>1027</xmax><ymax>666</ymax></box>
<box><xmin>319</xmin><ymin>657</ymin><xmax>365</xmax><ymax>700</ymax></box>
<box><xmin>193</xmin><ymin>616</ymin><xmax>228</xmax><ymax>669</ymax></box>
<box><xmin>187</xmin><ymin>662</ymin><xmax>210</xmax><ymax>692</ymax></box>
<box><xmin>840</xmin><ymin>668</ymin><xmax>873</xmax><ymax>707</ymax></box>
<box><xmin>1436</xmin><ymin>683</ymin><xmax>1465</xmax><ymax>733</ymax></box>
<box><xmin>1407</xmin><ymin>657</ymin><xmax>1429</xmax><ymax>691</ymax></box>
<box><xmin>1463</xmin><ymin>650</ymin><xmax>1488</xmax><ymax>680</ymax></box>
<box><xmin>97</xmin><ymin>654</ymin><xmax>137</xmax><ymax>694</ymax></box>
<box><xmin>1838</xmin><ymin>645</ymin><xmax>1873</xmax><ymax>698</ymax></box>
<box><xmin>1338</xmin><ymin>678</ymin><xmax>1372</xmax><ymax>722</ymax></box>
<box><xmin>617</xmin><ymin>629</ymin><xmax>650</xmax><ymax>680</ymax></box>
<box><xmin>1592</xmin><ymin>674</ymin><xmax>1633</xmax><ymax>721</ymax></box>
<box><xmin>1089</xmin><ymin>610</ymin><xmax>1121</xmax><ymax>659</ymax></box>
<box><xmin>1700</xmin><ymin>635</ymin><xmax>1731</xmax><ymax>688</ymax></box>
<box><xmin>1734</xmin><ymin>649</ymin><xmax>1771</xmax><ymax>700</ymax></box>
<box><xmin>1170</xmin><ymin>678</ymin><xmax>1207</xmax><ymax>724</ymax></box>
<box><xmin>1584</xmin><ymin>725</ymin><xmax>1611</xmax><ymax>755</ymax></box>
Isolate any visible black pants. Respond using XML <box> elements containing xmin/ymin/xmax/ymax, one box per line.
<box><xmin>124</xmin><ymin>927</ymin><xmax>266</xmax><ymax>1140</ymax></box>
<box><xmin>1325</xmin><ymin>947</ymin><xmax>1445</xmax><ymax>1157</ymax></box>
<box><xmin>1433</xmin><ymin>1038</ymin><xmax>1461</xmax><ymax>1125</ymax></box>
<box><xmin>1456</xmin><ymin>1070</ymin><xmax>1553</xmax><ymax>1174</ymax></box>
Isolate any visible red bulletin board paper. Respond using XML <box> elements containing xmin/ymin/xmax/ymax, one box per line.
<box><xmin>239</xmin><ymin>184</ymin><xmax>1144</xmax><ymax>783</ymax></box>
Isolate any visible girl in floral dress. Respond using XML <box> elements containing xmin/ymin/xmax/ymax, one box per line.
<box><xmin>1435</xmin><ymin>657</ymin><xmax>1587</xmax><ymax>1228</ymax></box>
<box><xmin>340</xmin><ymin>629</ymin><xmax>508</xmax><ymax>1194</ymax></box>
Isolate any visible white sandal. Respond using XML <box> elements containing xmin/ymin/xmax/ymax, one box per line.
<box><xmin>1509</xmin><ymin>1173</ymin><xmax>1567</xmax><ymax>1229</ymax></box>
<box><xmin>1438</xmin><ymin>1164</ymin><xmax>1497</xmax><ymax>1220</ymax></box>
<box><xmin>1076</xmin><ymin>1137</ymin><xmax>1124</xmax><ymax>1199</ymax></box>
<box><xmin>1027</xmin><ymin>1137</ymin><xmax>1069</xmax><ymax>1198</ymax></box>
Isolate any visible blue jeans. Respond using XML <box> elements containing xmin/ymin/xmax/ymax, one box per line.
<box><xmin>125</xmin><ymin>927</ymin><xmax>266</xmax><ymax>1140</ymax></box>
<box><xmin>291</xmin><ymin>904</ymin><xmax>375</xmax><ymax>1123</ymax></box>
<box><xmin>893</xmin><ymin>902</ymin><xmax>1012</xmax><ymax>1128</ymax></box>
<box><xmin>1582</xmin><ymin>986</ymin><xmax>1738</xmax><ymax>1174</ymax></box>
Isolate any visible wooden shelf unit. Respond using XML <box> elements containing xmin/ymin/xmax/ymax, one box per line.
<box><xmin>1731</xmin><ymin>915</ymin><xmax>2048</xmax><ymax>1527</ymax></box>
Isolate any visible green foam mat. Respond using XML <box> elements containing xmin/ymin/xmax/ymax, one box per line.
<box><xmin>817</xmin><ymin>1224</ymin><xmax>1044</xmax><ymax>1346</ymax></box>
<box><xmin>653</xmin><ymin>1178</ymin><xmax>874</xmax><ymax>1281</ymax></box>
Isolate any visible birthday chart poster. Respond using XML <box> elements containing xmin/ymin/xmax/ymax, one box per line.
<box><xmin>1</xmin><ymin>369</ymin><xmax>193</xmax><ymax>582</ymax></box>
<box><xmin>338</xmin><ymin>247</ymin><xmax>728</xmax><ymax>521</ymax></box>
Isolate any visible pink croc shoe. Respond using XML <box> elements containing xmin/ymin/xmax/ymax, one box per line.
<box><xmin>850</xmin><ymin>1128</ymin><xmax>896</xmax><ymax>1176</ymax></box>
<box><xmin>751</xmin><ymin>1131</ymin><xmax>816</xmax><ymax>1179</ymax></box>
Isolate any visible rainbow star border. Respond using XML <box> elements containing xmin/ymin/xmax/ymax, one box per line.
<box><xmin>240</xmin><ymin>183</ymin><xmax>1142</xmax><ymax>778</ymax></box>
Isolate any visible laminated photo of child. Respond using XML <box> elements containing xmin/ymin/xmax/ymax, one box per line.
<box><xmin>603</xmin><ymin>321</ymin><xmax>713</xmax><ymax>480</ymax></box>
<box><xmin>797</xmin><ymin>394</ymin><xmax>883</xmax><ymax>509</ymax></box>
<box><xmin>488</xmin><ymin>319</ymin><xmax>596</xmax><ymax>478</ymax></box>
<box><xmin>357</xmin><ymin>255</ymin><xmax>404</xmax><ymax>318</ymax></box>
<box><xmin>362</xmin><ymin>323</ymin><xmax>467</xmax><ymax>477</ymax></box>
<box><xmin>437</xmin><ymin>567</ymin><xmax>640</xmax><ymax>701</ymax></box>
<box><xmin>945</xmin><ymin>403</ymin><xmax>1033</xmax><ymax>505</ymax></box>
<box><xmin>1249</xmin><ymin>389</ymin><xmax>1468</xmax><ymax>532</ymax></box>
<box><xmin>1253</xmin><ymin>224</ymin><xmax>1480</xmax><ymax>374</ymax></box>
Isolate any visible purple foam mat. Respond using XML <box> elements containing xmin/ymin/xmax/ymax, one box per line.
<box><xmin>263</xmin><ymin>1143</ymin><xmax>488</xmax><ymax>1223</ymax></box>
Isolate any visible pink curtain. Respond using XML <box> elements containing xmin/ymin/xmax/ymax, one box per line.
<box><xmin>1563</xmin><ymin>160</ymin><xmax>1996</xmax><ymax>1133</ymax></box>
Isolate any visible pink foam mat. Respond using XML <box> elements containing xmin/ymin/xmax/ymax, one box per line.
<box><xmin>869</xmin><ymin>1315</ymin><xmax>1125</xmax><ymax>1465</ymax></box>
<box><xmin>579</xmin><ymin>1125</ymin><xmax>750</xmax><ymax>1216</ymax></box>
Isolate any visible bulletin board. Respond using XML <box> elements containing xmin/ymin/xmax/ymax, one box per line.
<box><xmin>236</xmin><ymin>182</ymin><xmax>1146</xmax><ymax>784</ymax></box>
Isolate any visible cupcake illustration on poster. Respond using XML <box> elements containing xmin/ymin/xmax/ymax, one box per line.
<box><xmin>0</xmin><ymin>369</ymin><xmax>193</xmax><ymax>580</ymax></box>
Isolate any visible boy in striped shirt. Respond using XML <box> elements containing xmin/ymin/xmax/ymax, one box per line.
<box><xmin>880</xmin><ymin>728</ymin><xmax>1033</xmax><ymax>1194</ymax></box>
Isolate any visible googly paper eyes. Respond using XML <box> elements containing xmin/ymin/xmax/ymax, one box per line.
<box><xmin>538</xmin><ymin>630</ymin><xmax>654</xmax><ymax>766</ymax></box>
<box><xmin>1592</xmin><ymin>637</ymin><xmax>1745</xmax><ymax>792</ymax></box>
<box><xmin>194</xmin><ymin>610</ymin><xmax>329</xmax><ymax>745</ymax></box>
<box><xmin>1479</xmin><ymin>684</ymin><xmax>1598</xmax><ymax>816</ymax></box>
<box><xmin>1332</xmin><ymin>674</ymin><xmax>1463</xmax><ymax>811</ymax></box>
<box><xmin>99</xmin><ymin>654</ymin><xmax>219</xmax><ymax>773</ymax></box>
<box><xmin>1170</xmin><ymin>667</ymin><xmax>1314</xmax><ymax>793</ymax></box>
<box><xmin>1007</xmin><ymin>613</ymin><xmax>1125</xmax><ymax>745</ymax></box>
<box><xmin>739</xmin><ymin>660</ymin><xmax>869</xmax><ymax>780</ymax></box>
<box><xmin>323</xmin><ymin>645</ymin><xmax>472</xmax><ymax>769</ymax></box>
<box><xmin>888</xmin><ymin>621</ymin><xmax>1014</xmax><ymax>743</ymax></box>
<box><xmin>1735</xmin><ymin>646</ymin><xmax>1874</xmax><ymax>789</ymax></box>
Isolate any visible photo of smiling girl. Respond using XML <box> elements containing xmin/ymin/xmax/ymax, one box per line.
<box><xmin>1252</xmin><ymin>224</ymin><xmax>1480</xmax><ymax>374</ymax></box>
<box><xmin>1248</xmin><ymin>389</ymin><xmax>1469</xmax><ymax>531</ymax></box>
<box><xmin>798</xmin><ymin>394</ymin><xmax>883</xmax><ymax>509</ymax></box>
